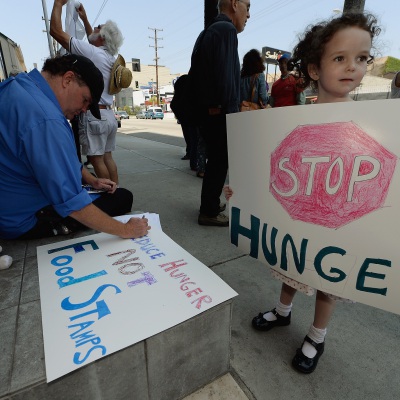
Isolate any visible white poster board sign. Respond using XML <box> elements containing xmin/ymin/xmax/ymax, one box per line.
<box><xmin>227</xmin><ymin>99</ymin><xmax>400</xmax><ymax>315</ymax></box>
<box><xmin>37</xmin><ymin>223</ymin><xmax>237</xmax><ymax>382</ymax></box>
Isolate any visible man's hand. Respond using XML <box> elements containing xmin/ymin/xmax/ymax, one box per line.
<box><xmin>50</xmin><ymin>0</ymin><xmax>71</xmax><ymax>50</ymax></box>
<box><xmin>121</xmin><ymin>217</ymin><xmax>151</xmax><ymax>239</ymax></box>
<box><xmin>81</xmin><ymin>169</ymin><xmax>117</xmax><ymax>193</ymax></box>
<box><xmin>91</xmin><ymin>178</ymin><xmax>117</xmax><ymax>194</ymax></box>
<box><xmin>76</xmin><ymin>2</ymin><xmax>88</xmax><ymax>22</ymax></box>
<box><xmin>70</xmin><ymin>204</ymin><xmax>151</xmax><ymax>239</ymax></box>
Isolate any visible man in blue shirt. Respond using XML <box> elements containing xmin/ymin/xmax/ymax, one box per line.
<box><xmin>0</xmin><ymin>54</ymin><xmax>149</xmax><ymax>240</ymax></box>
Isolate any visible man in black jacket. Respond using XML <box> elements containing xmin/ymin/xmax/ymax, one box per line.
<box><xmin>193</xmin><ymin>0</ymin><xmax>250</xmax><ymax>226</ymax></box>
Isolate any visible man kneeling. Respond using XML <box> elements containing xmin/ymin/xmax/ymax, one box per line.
<box><xmin>0</xmin><ymin>54</ymin><xmax>149</xmax><ymax>240</ymax></box>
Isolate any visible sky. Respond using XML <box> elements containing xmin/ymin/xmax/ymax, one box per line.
<box><xmin>1</xmin><ymin>0</ymin><xmax>400</xmax><ymax>76</ymax></box>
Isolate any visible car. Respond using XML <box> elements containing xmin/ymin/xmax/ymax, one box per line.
<box><xmin>136</xmin><ymin>111</ymin><xmax>147</xmax><ymax>119</ymax></box>
<box><xmin>147</xmin><ymin>107</ymin><xmax>164</xmax><ymax>120</ymax></box>
<box><xmin>115</xmin><ymin>110</ymin><xmax>129</xmax><ymax>119</ymax></box>
<box><xmin>114</xmin><ymin>112</ymin><xmax>122</xmax><ymax>128</ymax></box>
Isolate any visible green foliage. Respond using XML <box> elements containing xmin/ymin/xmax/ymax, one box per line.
<box><xmin>384</xmin><ymin>56</ymin><xmax>400</xmax><ymax>75</ymax></box>
<box><xmin>133</xmin><ymin>105</ymin><xmax>142</xmax><ymax>115</ymax></box>
<box><xmin>122</xmin><ymin>105</ymin><xmax>132</xmax><ymax>115</ymax></box>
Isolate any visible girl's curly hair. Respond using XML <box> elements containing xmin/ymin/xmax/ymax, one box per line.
<box><xmin>288</xmin><ymin>13</ymin><xmax>381</xmax><ymax>90</ymax></box>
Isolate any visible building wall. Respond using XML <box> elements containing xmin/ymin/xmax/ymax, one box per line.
<box><xmin>115</xmin><ymin>61</ymin><xmax>181</xmax><ymax>111</ymax></box>
<box><xmin>126</xmin><ymin>62</ymin><xmax>180</xmax><ymax>90</ymax></box>
<box><xmin>0</xmin><ymin>32</ymin><xmax>27</xmax><ymax>80</ymax></box>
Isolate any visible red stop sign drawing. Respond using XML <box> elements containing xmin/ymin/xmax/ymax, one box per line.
<box><xmin>270</xmin><ymin>122</ymin><xmax>397</xmax><ymax>229</ymax></box>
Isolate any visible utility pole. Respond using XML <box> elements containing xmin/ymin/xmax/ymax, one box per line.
<box><xmin>41</xmin><ymin>0</ymin><xmax>55</xmax><ymax>58</ymax></box>
<box><xmin>204</xmin><ymin>0</ymin><xmax>218</xmax><ymax>28</ymax></box>
<box><xmin>148</xmin><ymin>27</ymin><xmax>163</xmax><ymax>106</ymax></box>
<box><xmin>343</xmin><ymin>0</ymin><xmax>365</xmax><ymax>13</ymax></box>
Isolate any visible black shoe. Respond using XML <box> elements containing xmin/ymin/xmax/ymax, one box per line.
<box><xmin>198</xmin><ymin>213</ymin><xmax>229</xmax><ymax>227</ymax></box>
<box><xmin>292</xmin><ymin>336</ymin><xmax>325</xmax><ymax>374</ymax></box>
<box><xmin>251</xmin><ymin>308</ymin><xmax>291</xmax><ymax>331</ymax></box>
<box><xmin>181</xmin><ymin>155</ymin><xmax>190</xmax><ymax>160</ymax></box>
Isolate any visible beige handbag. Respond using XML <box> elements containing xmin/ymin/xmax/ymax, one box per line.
<box><xmin>240</xmin><ymin>74</ymin><xmax>264</xmax><ymax>112</ymax></box>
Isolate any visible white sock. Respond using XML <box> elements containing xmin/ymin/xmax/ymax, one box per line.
<box><xmin>302</xmin><ymin>325</ymin><xmax>327</xmax><ymax>358</ymax></box>
<box><xmin>263</xmin><ymin>301</ymin><xmax>292</xmax><ymax>321</ymax></box>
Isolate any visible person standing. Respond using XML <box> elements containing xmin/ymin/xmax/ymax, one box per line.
<box><xmin>251</xmin><ymin>13</ymin><xmax>380</xmax><ymax>374</ymax></box>
<box><xmin>240</xmin><ymin>48</ymin><xmax>269</xmax><ymax>108</ymax></box>
<box><xmin>194</xmin><ymin>0</ymin><xmax>250</xmax><ymax>227</ymax></box>
<box><xmin>269</xmin><ymin>53</ymin><xmax>305</xmax><ymax>108</ymax></box>
<box><xmin>50</xmin><ymin>0</ymin><xmax>131</xmax><ymax>185</ymax></box>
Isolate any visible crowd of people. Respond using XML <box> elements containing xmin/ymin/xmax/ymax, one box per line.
<box><xmin>0</xmin><ymin>0</ymin><xmax>395</xmax><ymax>376</ymax></box>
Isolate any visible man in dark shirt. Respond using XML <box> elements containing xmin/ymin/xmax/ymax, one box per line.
<box><xmin>193</xmin><ymin>0</ymin><xmax>250</xmax><ymax>227</ymax></box>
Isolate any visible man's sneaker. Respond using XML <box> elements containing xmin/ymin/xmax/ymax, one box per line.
<box><xmin>198</xmin><ymin>213</ymin><xmax>229</xmax><ymax>227</ymax></box>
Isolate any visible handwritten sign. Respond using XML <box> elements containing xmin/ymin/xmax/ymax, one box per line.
<box><xmin>226</xmin><ymin>99</ymin><xmax>400</xmax><ymax>315</ymax></box>
<box><xmin>37</xmin><ymin>225</ymin><xmax>237</xmax><ymax>382</ymax></box>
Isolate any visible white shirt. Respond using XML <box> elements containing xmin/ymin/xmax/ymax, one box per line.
<box><xmin>70</xmin><ymin>37</ymin><xmax>115</xmax><ymax>105</ymax></box>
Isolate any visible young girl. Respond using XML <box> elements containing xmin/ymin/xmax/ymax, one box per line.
<box><xmin>226</xmin><ymin>13</ymin><xmax>380</xmax><ymax>374</ymax></box>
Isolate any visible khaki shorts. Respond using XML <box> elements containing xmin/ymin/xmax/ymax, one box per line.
<box><xmin>79</xmin><ymin>109</ymin><xmax>117</xmax><ymax>156</ymax></box>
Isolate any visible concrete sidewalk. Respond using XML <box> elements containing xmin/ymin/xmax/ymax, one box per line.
<box><xmin>1</xmin><ymin>129</ymin><xmax>400</xmax><ymax>399</ymax></box>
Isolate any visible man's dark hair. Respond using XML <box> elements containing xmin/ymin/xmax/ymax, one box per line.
<box><xmin>42</xmin><ymin>55</ymin><xmax>90</xmax><ymax>88</ymax></box>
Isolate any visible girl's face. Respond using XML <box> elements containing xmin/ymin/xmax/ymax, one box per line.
<box><xmin>308</xmin><ymin>27</ymin><xmax>372</xmax><ymax>103</ymax></box>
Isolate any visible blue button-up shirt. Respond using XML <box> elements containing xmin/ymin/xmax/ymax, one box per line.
<box><xmin>0</xmin><ymin>69</ymin><xmax>92</xmax><ymax>239</ymax></box>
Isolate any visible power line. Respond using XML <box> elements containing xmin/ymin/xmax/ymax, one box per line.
<box><xmin>92</xmin><ymin>0</ymin><xmax>109</xmax><ymax>26</ymax></box>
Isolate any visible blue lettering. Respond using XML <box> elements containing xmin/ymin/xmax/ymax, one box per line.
<box><xmin>73</xmin><ymin>345</ymin><xmax>106</xmax><ymax>364</ymax></box>
<box><xmin>261</xmin><ymin>223</ymin><xmax>278</xmax><ymax>266</ymax></box>
<box><xmin>314</xmin><ymin>246</ymin><xmax>347</xmax><ymax>282</ymax></box>
<box><xmin>68</xmin><ymin>300</ymin><xmax>112</xmax><ymax>321</ymax></box>
<box><xmin>55</xmin><ymin>266</ymin><xmax>73</xmax><ymax>276</ymax></box>
<box><xmin>51</xmin><ymin>255</ymin><xmax>72</xmax><ymax>267</ymax></box>
<box><xmin>356</xmin><ymin>258</ymin><xmax>390</xmax><ymax>296</ymax></box>
<box><xmin>132</xmin><ymin>237</ymin><xmax>150</xmax><ymax>246</ymax></box>
<box><xmin>280</xmin><ymin>234</ymin><xmax>308</xmax><ymax>273</ymax></box>
<box><xmin>57</xmin><ymin>270</ymin><xmax>108</xmax><ymax>289</ymax></box>
<box><xmin>61</xmin><ymin>284</ymin><xmax>121</xmax><ymax>312</ymax></box>
<box><xmin>68</xmin><ymin>321</ymin><xmax>95</xmax><ymax>336</ymax></box>
<box><xmin>150</xmin><ymin>252</ymin><xmax>166</xmax><ymax>259</ymax></box>
<box><xmin>48</xmin><ymin>240</ymin><xmax>99</xmax><ymax>254</ymax></box>
<box><xmin>75</xmin><ymin>332</ymin><xmax>101</xmax><ymax>347</ymax></box>
<box><xmin>231</xmin><ymin>207</ymin><xmax>260</xmax><ymax>258</ymax></box>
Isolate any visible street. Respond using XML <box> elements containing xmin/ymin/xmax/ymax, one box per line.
<box><xmin>117</xmin><ymin>113</ymin><xmax>183</xmax><ymax>139</ymax></box>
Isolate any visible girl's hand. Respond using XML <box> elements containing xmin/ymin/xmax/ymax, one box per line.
<box><xmin>223</xmin><ymin>185</ymin><xmax>233</xmax><ymax>201</ymax></box>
